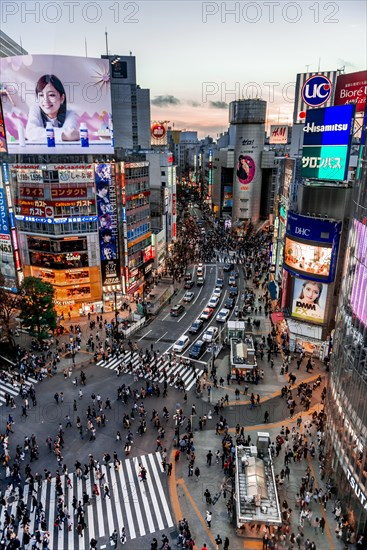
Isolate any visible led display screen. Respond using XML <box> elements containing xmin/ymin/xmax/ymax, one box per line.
<box><xmin>284</xmin><ymin>237</ymin><xmax>332</xmax><ymax>280</ymax></box>
<box><xmin>350</xmin><ymin>220</ymin><xmax>367</xmax><ymax>325</ymax></box>
<box><xmin>291</xmin><ymin>277</ymin><xmax>327</xmax><ymax>324</ymax></box>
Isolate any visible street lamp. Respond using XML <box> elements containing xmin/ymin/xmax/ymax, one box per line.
<box><xmin>174</xmin><ymin>403</ymin><xmax>181</xmax><ymax>448</ymax></box>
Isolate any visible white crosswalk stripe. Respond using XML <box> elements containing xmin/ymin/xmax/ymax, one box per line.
<box><xmin>0</xmin><ymin>375</ymin><xmax>39</xmax><ymax>406</ymax></box>
<box><xmin>0</xmin><ymin>452</ymin><xmax>173</xmax><ymax>549</ymax></box>
<box><xmin>96</xmin><ymin>350</ymin><xmax>203</xmax><ymax>391</ymax></box>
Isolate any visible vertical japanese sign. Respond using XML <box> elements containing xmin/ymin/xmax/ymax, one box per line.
<box><xmin>95</xmin><ymin>163</ymin><xmax>121</xmax><ymax>287</ymax></box>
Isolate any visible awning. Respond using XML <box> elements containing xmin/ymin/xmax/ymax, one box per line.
<box><xmin>271</xmin><ymin>312</ymin><xmax>285</xmax><ymax>324</ymax></box>
<box><xmin>268</xmin><ymin>281</ymin><xmax>278</xmax><ymax>300</ymax></box>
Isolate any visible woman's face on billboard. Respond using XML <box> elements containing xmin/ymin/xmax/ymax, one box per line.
<box><xmin>303</xmin><ymin>283</ymin><xmax>320</xmax><ymax>303</ymax></box>
<box><xmin>38</xmin><ymin>82</ymin><xmax>65</xmax><ymax>119</ymax></box>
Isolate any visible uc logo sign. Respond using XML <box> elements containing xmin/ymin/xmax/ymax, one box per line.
<box><xmin>302</xmin><ymin>75</ymin><xmax>332</xmax><ymax>107</ymax></box>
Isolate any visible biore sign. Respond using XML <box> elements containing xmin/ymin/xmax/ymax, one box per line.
<box><xmin>303</xmin><ymin>105</ymin><xmax>354</xmax><ymax>146</ymax></box>
<box><xmin>287</xmin><ymin>212</ymin><xmax>342</xmax><ymax>244</ymax></box>
<box><xmin>334</xmin><ymin>70</ymin><xmax>367</xmax><ymax>113</ymax></box>
<box><xmin>302</xmin><ymin>75</ymin><xmax>332</xmax><ymax>107</ymax></box>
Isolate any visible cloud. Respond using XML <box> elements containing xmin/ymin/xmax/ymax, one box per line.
<box><xmin>187</xmin><ymin>100</ymin><xmax>201</xmax><ymax>107</ymax></box>
<box><xmin>151</xmin><ymin>95</ymin><xmax>181</xmax><ymax>107</ymax></box>
<box><xmin>209</xmin><ymin>101</ymin><xmax>228</xmax><ymax>109</ymax></box>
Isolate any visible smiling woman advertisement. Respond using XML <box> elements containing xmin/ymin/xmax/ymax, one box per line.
<box><xmin>292</xmin><ymin>278</ymin><xmax>327</xmax><ymax>324</ymax></box>
<box><xmin>26</xmin><ymin>74</ymin><xmax>79</xmax><ymax>142</ymax></box>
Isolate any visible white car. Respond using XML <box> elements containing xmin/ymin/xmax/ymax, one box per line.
<box><xmin>173</xmin><ymin>335</ymin><xmax>190</xmax><ymax>353</ymax></box>
<box><xmin>212</xmin><ymin>287</ymin><xmax>222</xmax><ymax>298</ymax></box>
<box><xmin>202</xmin><ymin>326</ymin><xmax>219</xmax><ymax>343</ymax></box>
<box><xmin>197</xmin><ymin>263</ymin><xmax>204</xmax><ymax>277</ymax></box>
<box><xmin>208</xmin><ymin>296</ymin><xmax>220</xmax><ymax>308</ymax></box>
<box><xmin>216</xmin><ymin>308</ymin><xmax>230</xmax><ymax>323</ymax></box>
<box><xmin>183</xmin><ymin>291</ymin><xmax>195</xmax><ymax>302</ymax></box>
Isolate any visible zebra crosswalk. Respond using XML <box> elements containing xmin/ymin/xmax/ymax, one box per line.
<box><xmin>0</xmin><ymin>375</ymin><xmax>38</xmax><ymax>406</ymax></box>
<box><xmin>0</xmin><ymin>452</ymin><xmax>173</xmax><ymax>549</ymax></box>
<box><xmin>97</xmin><ymin>350</ymin><xmax>203</xmax><ymax>391</ymax></box>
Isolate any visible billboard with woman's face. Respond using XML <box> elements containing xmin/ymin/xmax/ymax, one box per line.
<box><xmin>0</xmin><ymin>55</ymin><xmax>113</xmax><ymax>154</ymax></box>
<box><xmin>291</xmin><ymin>277</ymin><xmax>327</xmax><ymax>324</ymax></box>
<box><xmin>236</xmin><ymin>155</ymin><xmax>256</xmax><ymax>185</ymax></box>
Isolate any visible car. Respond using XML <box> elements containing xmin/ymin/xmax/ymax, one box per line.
<box><xmin>216</xmin><ymin>278</ymin><xmax>224</xmax><ymax>288</ymax></box>
<box><xmin>185</xmin><ymin>272</ymin><xmax>193</xmax><ymax>281</ymax></box>
<box><xmin>170</xmin><ymin>304</ymin><xmax>185</xmax><ymax>317</ymax></box>
<box><xmin>229</xmin><ymin>286</ymin><xmax>238</xmax><ymax>297</ymax></box>
<box><xmin>212</xmin><ymin>287</ymin><xmax>222</xmax><ymax>298</ymax></box>
<box><xmin>230</xmin><ymin>270</ymin><xmax>239</xmax><ymax>279</ymax></box>
<box><xmin>224</xmin><ymin>297</ymin><xmax>235</xmax><ymax>309</ymax></box>
<box><xmin>189</xmin><ymin>319</ymin><xmax>204</xmax><ymax>334</ymax></box>
<box><xmin>189</xmin><ymin>340</ymin><xmax>207</xmax><ymax>359</ymax></box>
<box><xmin>216</xmin><ymin>308</ymin><xmax>230</xmax><ymax>323</ymax></box>
<box><xmin>197</xmin><ymin>263</ymin><xmax>204</xmax><ymax>277</ymax></box>
<box><xmin>183</xmin><ymin>291</ymin><xmax>195</xmax><ymax>302</ymax></box>
<box><xmin>229</xmin><ymin>276</ymin><xmax>236</xmax><ymax>286</ymax></box>
<box><xmin>197</xmin><ymin>276</ymin><xmax>205</xmax><ymax>286</ymax></box>
<box><xmin>208</xmin><ymin>296</ymin><xmax>220</xmax><ymax>308</ymax></box>
<box><xmin>173</xmin><ymin>335</ymin><xmax>190</xmax><ymax>353</ymax></box>
<box><xmin>202</xmin><ymin>326</ymin><xmax>219</xmax><ymax>343</ymax></box>
<box><xmin>223</xmin><ymin>263</ymin><xmax>234</xmax><ymax>272</ymax></box>
<box><xmin>184</xmin><ymin>280</ymin><xmax>194</xmax><ymax>289</ymax></box>
<box><xmin>200</xmin><ymin>307</ymin><xmax>214</xmax><ymax>320</ymax></box>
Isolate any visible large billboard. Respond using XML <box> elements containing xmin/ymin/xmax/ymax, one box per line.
<box><xmin>151</xmin><ymin>121</ymin><xmax>168</xmax><ymax>146</ymax></box>
<box><xmin>0</xmin><ymin>55</ymin><xmax>113</xmax><ymax>154</ymax></box>
<box><xmin>350</xmin><ymin>220</ymin><xmax>367</xmax><ymax>325</ymax></box>
<box><xmin>95</xmin><ymin>163</ymin><xmax>121</xmax><ymax>287</ymax></box>
<box><xmin>284</xmin><ymin>237</ymin><xmax>333</xmax><ymax>280</ymax></box>
<box><xmin>286</xmin><ymin>212</ymin><xmax>342</xmax><ymax>244</ymax></box>
<box><xmin>269</xmin><ymin>125</ymin><xmax>288</xmax><ymax>144</ymax></box>
<box><xmin>334</xmin><ymin>71</ymin><xmax>367</xmax><ymax>113</ymax></box>
<box><xmin>293</xmin><ymin>71</ymin><xmax>338</xmax><ymax>124</ymax></box>
<box><xmin>291</xmin><ymin>277</ymin><xmax>327</xmax><ymax>325</ymax></box>
<box><xmin>301</xmin><ymin>104</ymin><xmax>354</xmax><ymax>181</ymax></box>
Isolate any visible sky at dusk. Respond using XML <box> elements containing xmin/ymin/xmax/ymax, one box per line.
<box><xmin>3</xmin><ymin>0</ymin><xmax>366</xmax><ymax>138</ymax></box>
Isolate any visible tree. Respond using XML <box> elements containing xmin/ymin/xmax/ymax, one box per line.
<box><xmin>19</xmin><ymin>277</ymin><xmax>57</xmax><ymax>339</ymax></box>
<box><xmin>0</xmin><ymin>273</ymin><xmax>21</xmax><ymax>348</ymax></box>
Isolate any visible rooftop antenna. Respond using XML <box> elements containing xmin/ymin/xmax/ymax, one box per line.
<box><xmin>105</xmin><ymin>29</ymin><xmax>109</xmax><ymax>56</ymax></box>
<box><xmin>84</xmin><ymin>37</ymin><xmax>88</xmax><ymax>58</ymax></box>
<box><xmin>318</xmin><ymin>57</ymin><xmax>321</xmax><ymax>72</ymax></box>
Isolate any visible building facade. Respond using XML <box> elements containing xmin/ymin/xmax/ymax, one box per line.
<box><xmin>326</xmin><ymin>145</ymin><xmax>367</xmax><ymax>538</ymax></box>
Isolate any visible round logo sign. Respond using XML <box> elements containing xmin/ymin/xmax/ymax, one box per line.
<box><xmin>302</xmin><ymin>75</ymin><xmax>332</xmax><ymax>107</ymax></box>
<box><xmin>151</xmin><ymin>123</ymin><xmax>166</xmax><ymax>139</ymax></box>
<box><xmin>236</xmin><ymin>155</ymin><xmax>256</xmax><ymax>185</ymax></box>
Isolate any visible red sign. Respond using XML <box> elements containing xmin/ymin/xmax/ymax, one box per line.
<box><xmin>151</xmin><ymin>123</ymin><xmax>166</xmax><ymax>139</ymax></box>
<box><xmin>172</xmin><ymin>193</ymin><xmax>176</xmax><ymax>216</ymax></box>
<box><xmin>143</xmin><ymin>245</ymin><xmax>155</xmax><ymax>263</ymax></box>
<box><xmin>19</xmin><ymin>186</ymin><xmax>44</xmax><ymax>198</ymax></box>
<box><xmin>51</xmin><ymin>187</ymin><xmax>88</xmax><ymax>198</ymax></box>
<box><xmin>334</xmin><ymin>70</ymin><xmax>367</xmax><ymax>113</ymax></box>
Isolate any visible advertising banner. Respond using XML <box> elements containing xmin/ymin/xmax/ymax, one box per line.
<box><xmin>350</xmin><ymin>220</ymin><xmax>367</xmax><ymax>325</ymax></box>
<box><xmin>293</xmin><ymin>71</ymin><xmax>338</xmax><ymax>124</ymax></box>
<box><xmin>286</xmin><ymin>212</ymin><xmax>342</xmax><ymax>244</ymax></box>
<box><xmin>291</xmin><ymin>277</ymin><xmax>327</xmax><ymax>324</ymax></box>
<box><xmin>334</xmin><ymin>70</ymin><xmax>367</xmax><ymax>113</ymax></box>
<box><xmin>223</xmin><ymin>186</ymin><xmax>233</xmax><ymax>208</ymax></box>
<box><xmin>269</xmin><ymin>125</ymin><xmax>288</xmax><ymax>144</ymax></box>
<box><xmin>96</xmin><ymin>163</ymin><xmax>121</xmax><ymax>287</ymax></box>
<box><xmin>0</xmin><ymin>99</ymin><xmax>7</xmax><ymax>153</ymax></box>
<box><xmin>301</xmin><ymin>105</ymin><xmax>355</xmax><ymax>181</ymax></box>
<box><xmin>151</xmin><ymin>121</ymin><xmax>168</xmax><ymax>146</ymax></box>
<box><xmin>284</xmin><ymin>236</ymin><xmax>334</xmax><ymax>282</ymax></box>
<box><xmin>282</xmin><ymin>159</ymin><xmax>294</xmax><ymax>199</ymax></box>
<box><xmin>0</xmin><ymin>55</ymin><xmax>113</xmax><ymax>154</ymax></box>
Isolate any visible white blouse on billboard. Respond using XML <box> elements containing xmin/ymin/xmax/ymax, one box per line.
<box><xmin>25</xmin><ymin>105</ymin><xmax>79</xmax><ymax>142</ymax></box>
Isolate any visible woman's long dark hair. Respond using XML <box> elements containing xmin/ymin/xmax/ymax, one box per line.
<box><xmin>36</xmin><ymin>74</ymin><xmax>66</xmax><ymax>127</ymax></box>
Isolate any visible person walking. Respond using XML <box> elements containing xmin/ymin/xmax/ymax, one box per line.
<box><xmin>319</xmin><ymin>516</ymin><xmax>326</xmax><ymax>534</ymax></box>
<box><xmin>264</xmin><ymin>411</ymin><xmax>269</xmax><ymax>423</ymax></box>
<box><xmin>206</xmin><ymin>450</ymin><xmax>213</xmax><ymax>466</ymax></box>
<box><xmin>194</xmin><ymin>467</ymin><xmax>200</xmax><ymax>481</ymax></box>
<box><xmin>223</xmin><ymin>537</ymin><xmax>230</xmax><ymax>550</ymax></box>
<box><xmin>110</xmin><ymin>529</ymin><xmax>118</xmax><ymax>549</ymax></box>
<box><xmin>215</xmin><ymin>534</ymin><xmax>222</xmax><ymax>549</ymax></box>
<box><xmin>205</xmin><ymin>510</ymin><xmax>212</xmax><ymax>528</ymax></box>
<box><xmin>204</xmin><ymin>489</ymin><xmax>212</xmax><ymax>504</ymax></box>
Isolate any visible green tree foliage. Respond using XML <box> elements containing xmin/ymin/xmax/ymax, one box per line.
<box><xmin>0</xmin><ymin>273</ymin><xmax>21</xmax><ymax>347</ymax></box>
<box><xmin>19</xmin><ymin>277</ymin><xmax>57</xmax><ymax>339</ymax></box>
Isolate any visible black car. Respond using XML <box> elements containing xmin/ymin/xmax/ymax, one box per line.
<box><xmin>223</xmin><ymin>263</ymin><xmax>234</xmax><ymax>272</ymax></box>
<box><xmin>189</xmin><ymin>319</ymin><xmax>203</xmax><ymax>334</ymax></box>
<box><xmin>184</xmin><ymin>280</ymin><xmax>195</xmax><ymax>289</ymax></box>
<box><xmin>189</xmin><ymin>340</ymin><xmax>206</xmax><ymax>359</ymax></box>
<box><xmin>224</xmin><ymin>297</ymin><xmax>235</xmax><ymax>309</ymax></box>
<box><xmin>229</xmin><ymin>286</ymin><xmax>238</xmax><ymax>297</ymax></box>
<box><xmin>170</xmin><ymin>304</ymin><xmax>185</xmax><ymax>317</ymax></box>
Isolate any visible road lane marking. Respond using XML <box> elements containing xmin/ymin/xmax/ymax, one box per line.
<box><xmin>138</xmin><ymin>329</ymin><xmax>152</xmax><ymax>341</ymax></box>
<box><xmin>156</xmin><ymin>331</ymin><xmax>168</xmax><ymax>343</ymax></box>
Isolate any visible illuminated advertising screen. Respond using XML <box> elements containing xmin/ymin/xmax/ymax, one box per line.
<box><xmin>286</xmin><ymin>212</ymin><xmax>342</xmax><ymax>244</ymax></box>
<box><xmin>334</xmin><ymin>71</ymin><xmax>367</xmax><ymax>113</ymax></box>
<box><xmin>236</xmin><ymin>155</ymin><xmax>256</xmax><ymax>185</ymax></box>
<box><xmin>151</xmin><ymin>121</ymin><xmax>168</xmax><ymax>146</ymax></box>
<box><xmin>95</xmin><ymin>164</ymin><xmax>121</xmax><ymax>286</ymax></box>
<box><xmin>223</xmin><ymin>186</ymin><xmax>233</xmax><ymax>208</ymax></box>
<box><xmin>291</xmin><ymin>277</ymin><xmax>327</xmax><ymax>324</ymax></box>
<box><xmin>350</xmin><ymin>220</ymin><xmax>367</xmax><ymax>325</ymax></box>
<box><xmin>0</xmin><ymin>55</ymin><xmax>113</xmax><ymax>154</ymax></box>
<box><xmin>284</xmin><ymin>237</ymin><xmax>332</xmax><ymax>281</ymax></box>
<box><xmin>0</xmin><ymin>99</ymin><xmax>7</xmax><ymax>153</ymax></box>
<box><xmin>301</xmin><ymin>105</ymin><xmax>355</xmax><ymax>181</ymax></box>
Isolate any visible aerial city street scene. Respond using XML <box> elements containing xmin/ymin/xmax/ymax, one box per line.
<box><xmin>0</xmin><ymin>1</ymin><xmax>366</xmax><ymax>549</ymax></box>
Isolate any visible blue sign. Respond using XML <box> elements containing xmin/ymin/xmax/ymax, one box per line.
<box><xmin>0</xmin><ymin>189</ymin><xmax>10</xmax><ymax>235</ymax></box>
<box><xmin>15</xmin><ymin>214</ymin><xmax>98</xmax><ymax>224</ymax></box>
<box><xmin>302</xmin><ymin>75</ymin><xmax>332</xmax><ymax>107</ymax></box>
<box><xmin>286</xmin><ymin>212</ymin><xmax>341</xmax><ymax>244</ymax></box>
<box><xmin>303</xmin><ymin>105</ymin><xmax>355</xmax><ymax>146</ymax></box>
